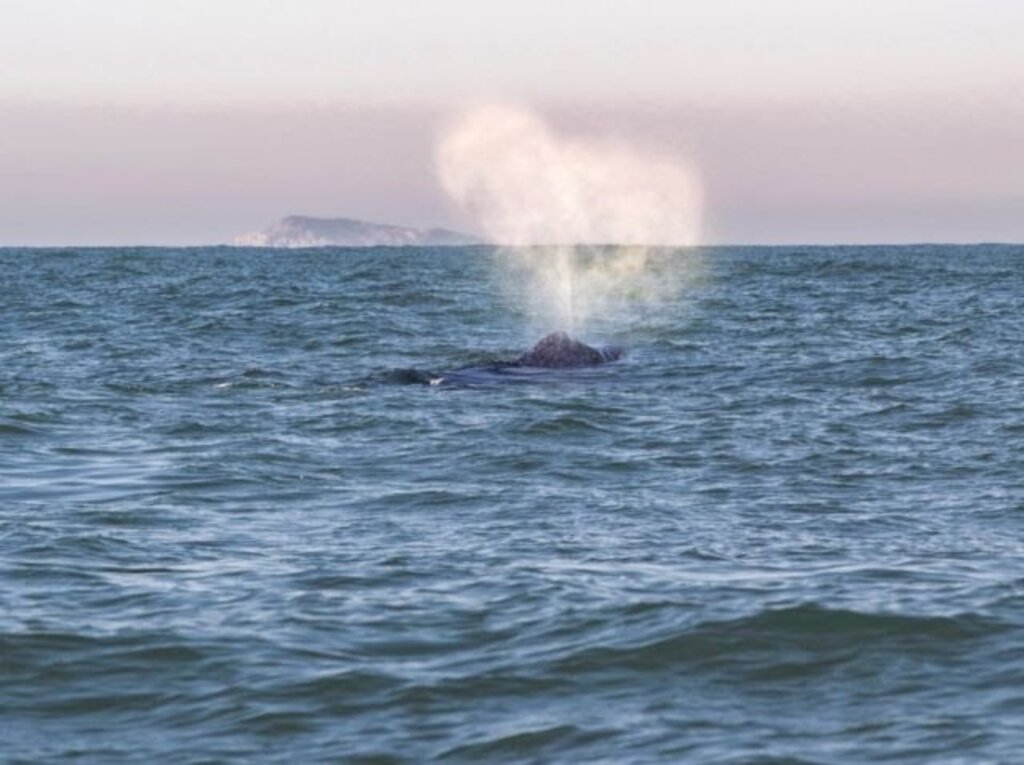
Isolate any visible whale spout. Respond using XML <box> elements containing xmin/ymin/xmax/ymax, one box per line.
<box><xmin>516</xmin><ymin>331</ymin><xmax>623</xmax><ymax>368</ymax></box>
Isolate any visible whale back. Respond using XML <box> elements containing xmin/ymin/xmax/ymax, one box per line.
<box><xmin>516</xmin><ymin>331</ymin><xmax>622</xmax><ymax>368</ymax></box>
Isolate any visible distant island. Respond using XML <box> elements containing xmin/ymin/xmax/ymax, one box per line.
<box><xmin>233</xmin><ymin>215</ymin><xmax>483</xmax><ymax>248</ymax></box>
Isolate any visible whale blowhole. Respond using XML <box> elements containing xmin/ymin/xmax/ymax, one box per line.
<box><xmin>514</xmin><ymin>331</ymin><xmax>623</xmax><ymax>369</ymax></box>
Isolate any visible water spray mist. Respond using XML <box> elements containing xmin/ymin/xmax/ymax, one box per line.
<box><xmin>436</xmin><ymin>105</ymin><xmax>703</xmax><ymax>337</ymax></box>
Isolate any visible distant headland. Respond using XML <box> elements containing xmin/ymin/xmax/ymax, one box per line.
<box><xmin>233</xmin><ymin>215</ymin><xmax>483</xmax><ymax>248</ymax></box>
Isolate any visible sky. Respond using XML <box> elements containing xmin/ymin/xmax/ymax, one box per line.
<box><xmin>1</xmin><ymin>0</ymin><xmax>1022</xmax><ymax>245</ymax></box>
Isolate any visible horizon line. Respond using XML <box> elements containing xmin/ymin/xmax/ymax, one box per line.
<box><xmin>1</xmin><ymin>241</ymin><xmax>1021</xmax><ymax>250</ymax></box>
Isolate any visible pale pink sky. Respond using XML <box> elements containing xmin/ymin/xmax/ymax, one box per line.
<box><xmin>1</xmin><ymin>1</ymin><xmax>1022</xmax><ymax>244</ymax></box>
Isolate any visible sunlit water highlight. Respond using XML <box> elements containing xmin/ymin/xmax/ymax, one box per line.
<box><xmin>3</xmin><ymin>245</ymin><xmax>1024</xmax><ymax>763</ymax></box>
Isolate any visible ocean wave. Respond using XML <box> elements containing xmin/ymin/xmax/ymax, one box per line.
<box><xmin>554</xmin><ymin>604</ymin><xmax>1005</xmax><ymax>676</ymax></box>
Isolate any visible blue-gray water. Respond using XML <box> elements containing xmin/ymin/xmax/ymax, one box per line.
<box><xmin>3</xmin><ymin>245</ymin><xmax>1024</xmax><ymax>763</ymax></box>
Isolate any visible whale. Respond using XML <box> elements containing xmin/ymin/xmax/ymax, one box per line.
<box><xmin>418</xmin><ymin>331</ymin><xmax>624</xmax><ymax>386</ymax></box>
<box><xmin>512</xmin><ymin>331</ymin><xmax>623</xmax><ymax>368</ymax></box>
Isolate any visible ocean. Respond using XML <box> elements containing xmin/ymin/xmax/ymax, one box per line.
<box><xmin>3</xmin><ymin>244</ymin><xmax>1023</xmax><ymax>763</ymax></box>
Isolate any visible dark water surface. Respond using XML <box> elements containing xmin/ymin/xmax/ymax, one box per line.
<box><xmin>3</xmin><ymin>245</ymin><xmax>1024</xmax><ymax>763</ymax></box>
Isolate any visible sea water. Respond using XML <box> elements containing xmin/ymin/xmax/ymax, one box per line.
<box><xmin>2</xmin><ymin>245</ymin><xmax>1023</xmax><ymax>763</ymax></box>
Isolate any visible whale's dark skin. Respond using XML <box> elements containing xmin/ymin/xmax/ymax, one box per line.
<box><xmin>422</xmin><ymin>332</ymin><xmax>624</xmax><ymax>385</ymax></box>
<box><xmin>512</xmin><ymin>331</ymin><xmax>623</xmax><ymax>368</ymax></box>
